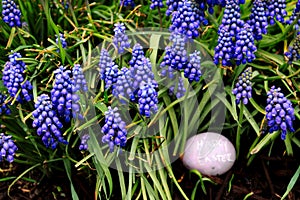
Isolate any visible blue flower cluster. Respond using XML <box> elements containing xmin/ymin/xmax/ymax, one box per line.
<box><xmin>56</xmin><ymin>33</ymin><xmax>67</xmax><ymax>51</ymax></box>
<box><xmin>0</xmin><ymin>133</ymin><xmax>18</xmax><ymax>163</ymax></box>
<box><xmin>232</xmin><ymin>67</ymin><xmax>252</xmax><ymax>105</ymax></box>
<box><xmin>265</xmin><ymin>86</ymin><xmax>295</xmax><ymax>140</ymax></box>
<box><xmin>99</xmin><ymin>49</ymin><xmax>113</xmax><ymax>80</ymax></box>
<box><xmin>79</xmin><ymin>134</ymin><xmax>90</xmax><ymax>151</ymax></box>
<box><xmin>235</xmin><ymin>24</ymin><xmax>257</xmax><ymax>65</ymax></box>
<box><xmin>169</xmin><ymin>0</ymin><xmax>206</xmax><ymax>39</ymax></box>
<box><xmin>100</xmin><ymin>45</ymin><xmax>158</xmax><ymax>117</ymax></box>
<box><xmin>184</xmin><ymin>50</ymin><xmax>202</xmax><ymax>82</ymax></box>
<box><xmin>166</xmin><ymin>0</ymin><xmax>180</xmax><ymax>16</ymax></box>
<box><xmin>214</xmin><ymin>0</ymin><xmax>245</xmax><ymax>66</ymax></box>
<box><xmin>215</xmin><ymin>1</ymin><xmax>258</xmax><ymax>66</ymax></box>
<box><xmin>248</xmin><ymin>0</ymin><xmax>268</xmax><ymax>40</ymax></box>
<box><xmin>286</xmin><ymin>0</ymin><xmax>300</xmax><ymax>34</ymax></box>
<box><xmin>131</xmin><ymin>57</ymin><xmax>154</xmax><ymax>90</ymax></box>
<box><xmin>120</xmin><ymin>0</ymin><xmax>135</xmax><ymax>7</ymax></box>
<box><xmin>169</xmin><ymin>75</ymin><xmax>186</xmax><ymax>98</ymax></box>
<box><xmin>99</xmin><ymin>47</ymin><xmax>158</xmax><ymax>117</ymax></box>
<box><xmin>129</xmin><ymin>43</ymin><xmax>144</xmax><ymax>68</ymax></box>
<box><xmin>112</xmin><ymin>67</ymin><xmax>134</xmax><ymax>103</ymax></box>
<box><xmin>104</xmin><ymin>62</ymin><xmax>119</xmax><ymax>90</ymax></box>
<box><xmin>138</xmin><ymin>81</ymin><xmax>158</xmax><ymax>117</ymax></box>
<box><xmin>166</xmin><ymin>0</ymin><xmax>245</xmax><ymax>20</ymax></box>
<box><xmin>0</xmin><ymin>93</ymin><xmax>11</xmax><ymax>115</ymax></box>
<box><xmin>168</xmin><ymin>32</ymin><xmax>188</xmax><ymax>70</ymax></box>
<box><xmin>51</xmin><ymin>66</ymin><xmax>82</xmax><ymax>123</ymax></box>
<box><xmin>159</xmin><ymin>31</ymin><xmax>203</xmax><ymax>98</ymax></box>
<box><xmin>72</xmin><ymin>64</ymin><xmax>88</xmax><ymax>92</ymax></box>
<box><xmin>2</xmin><ymin>53</ymin><xmax>33</xmax><ymax>103</ymax></box>
<box><xmin>214</xmin><ymin>25</ymin><xmax>235</xmax><ymax>66</ymax></box>
<box><xmin>32</xmin><ymin>94</ymin><xmax>68</xmax><ymax>149</ymax></box>
<box><xmin>150</xmin><ymin>0</ymin><xmax>164</xmax><ymax>9</ymax></box>
<box><xmin>160</xmin><ymin>50</ymin><xmax>186</xmax><ymax>98</ymax></box>
<box><xmin>220</xmin><ymin>0</ymin><xmax>244</xmax><ymax>37</ymax></box>
<box><xmin>216</xmin><ymin>0</ymin><xmax>245</xmax><ymax>7</ymax></box>
<box><xmin>2</xmin><ymin>0</ymin><xmax>21</xmax><ymax>27</ymax></box>
<box><xmin>61</xmin><ymin>1</ymin><xmax>69</xmax><ymax>10</ymax></box>
<box><xmin>113</xmin><ymin>23</ymin><xmax>130</xmax><ymax>54</ymax></box>
<box><xmin>160</xmin><ymin>47</ymin><xmax>176</xmax><ymax>79</ymax></box>
<box><xmin>285</xmin><ymin>34</ymin><xmax>300</xmax><ymax>64</ymax></box>
<box><xmin>266</xmin><ymin>0</ymin><xmax>287</xmax><ymax>25</ymax></box>
<box><xmin>101</xmin><ymin>106</ymin><xmax>127</xmax><ymax>152</ymax></box>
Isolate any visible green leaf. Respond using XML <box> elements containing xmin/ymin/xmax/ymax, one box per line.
<box><xmin>281</xmin><ymin>165</ymin><xmax>300</xmax><ymax>200</ymax></box>
<box><xmin>242</xmin><ymin>106</ymin><xmax>260</xmax><ymax>137</ymax></box>
<box><xmin>250</xmin><ymin>131</ymin><xmax>280</xmax><ymax>155</ymax></box>
<box><xmin>215</xmin><ymin>92</ymin><xmax>238</xmax><ymax>122</ymax></box>
<box><xmin>63</xmin><ymin>158</ymin><xmax>79</xmax><ymax>200</ymax></box>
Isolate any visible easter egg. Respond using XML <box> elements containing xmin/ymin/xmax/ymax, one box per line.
<box><xmin>182</xmin><ymin>132</ymin><xmax>236</xmax><ymax>176</ymax></box>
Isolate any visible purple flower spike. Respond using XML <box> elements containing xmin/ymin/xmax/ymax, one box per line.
<box><xmin>265</xmin><ymin>86</ymin><xmax>295</xmax><ymax>140</ymax></box>
<box><xmin>0</xmin><ymin>133</ymin><xmax>18</xmax><ymax>162</ymax></box>
<box><xmin>101</xmin><ymin>106</ymin><xmax>127</xmax><ymax>152</ymax></box>
<box><xmin>32</xmin><ymin>94</ymin><xmax>68</xmax><ymax>149</ymax></box>
<box><xmin>232</xmin><ymin>67</ymin><xmax>252</xmax><ymax>105</ymax></box>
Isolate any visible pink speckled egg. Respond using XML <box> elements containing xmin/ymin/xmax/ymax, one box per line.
<box><xmin>182</xmin><ymin>132</ymin><xmax>236</xmax><ymax>176</ymax></box>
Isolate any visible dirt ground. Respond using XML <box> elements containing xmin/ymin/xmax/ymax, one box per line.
<box><xmin>1</xmin><ymin>147</ymin><xmax>299</xmax><ymax>200</ymax></box>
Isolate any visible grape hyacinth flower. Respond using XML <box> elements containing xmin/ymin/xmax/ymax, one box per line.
<box><xmin>265</xmin><ymin>86</ymin><xmax>295</xmax><ymax>140</ymax></box>
<box><xmin>214</xmin><ymin>25</ymin><xmax>235</xmax><ymax>66</ymax></box>
<box><xmin>72</xmin><ymin>64</ymin><xmax>88</xmax><ymax>92</ymax></box>
<box><xmin>169</xmin><ymin>76</ymin><xmax>186</xmax><ymax>98</ymax></box>
<box><xmin>234</xmin><ymin>24</ymin><xmax>257</xmax><ymax>65</ymax></box>
<box><xmin>112</xmin><ymin>67</ymin><xmax>134</xmax><ymax>104</ymax></box>
<box><xmin>205</xmin><ymin>0</ymin><xmax>218</xmax><ymax>14</ymax></box>
<box><xmin>56</xmin><ymin>33</ymin><xmax>67</xmax><ymax>52</ymax></box>
<box><xmin>120</xmin><ymin>0</ymin><xmax>135</xmax><ymax>7</ymax></box>
<box><xmin>130</xmin><ymin>57</ymin><xmax>154</xmax><ymax>92</ymax></box>
<box><xmin>104</xmin><ymin>62</ymin><xmax>119</xmax><ymax>90</ymax></box>
<box><xmin>2</xmin><ymin>53</ymin><xmax>33</xmax><ymax>103</ymax></box>
<box><xmin>285</xmin><ymin>34</ymin><xmax>300</xmax><ymax>64</ymax></box>
<box><xmin>101</xmin><ymin>106</ymin><xmax>127</xmax><ymax>152</ymax></box>
<box><xmin>232</xmin><ymin>67</ymin><xmax>252</xmax><ymax>105</ymax></box>
<box><xmin>220</xmin><ymin>0</ymin><xmax>244</xmax><ymax>37</ymax></box>
<box><xmin>51</xmin><ymin>66</ymin><xmax>82</xmax><ymax>123</ymax></box>
<box><xmin>2</xmin><ymin>0</ymin><xmax>21</xmax><ymax>27</ymax></box>
<box><xmin>168</xmin><ymin>32</ymin><xmax>188</xmax><ymax>70</ymax></box>
<box><xmin>150</xmin><ymin>0</ymin><xmax>164</xmax><ymax>9</ymax></box>
<box><xmin>112</xmin><ymin>23</ymin><xmax>130</xmax><ymax>54</ymax></box>
<box><xmin>137</xmin><ymin>81</ymin><xmax>158</xmax><ymax>117</ymax></box>
<box><xmin>129</xmin><ymin>43</ymin><xmax>144</xmax><ymax>68</ymax></box>
<box><xmin>160</xmin><ymin>47</ymin><xmax>176</xmax><ymax>79</ymax></box>
<box><xmin>32</xmin><ymin>94</ymin><xmax>68</xmax><ymax>149</ymax></box>
<box><xmin>160</xmin><ymin>51</ymin><xmax>186</xmax><ymax>98</ymax></box>
<box><xmin>166</xmin><ymin>0</ymin><xmax>180</xmax><ymax>16</ymax></box>
<box><xmin>184</xmin><ymin>50</ymin><xmax>202</xmax><ymax>82</ymax></box>
<box><xmin>0</xmin><ymin>93</ymin><xmax>11</xmax><ymax>115</ymax></box>
<box><xmin>0</xmin><ymin>133</ymin><xmax>17</xmax><ymax>162</ymax></box>
<box><xmin>266</xmin><ymin>0</ymin><xmax>287</xmax><ymax>25</ymax></box>
<box><xmin>286</xmin><ymin>0</ymin><xmax>300</xmax><ymax>24</ymax></box>
<box><xmin>61</xmin><ymin>1</ymin><xmax>69</xmax><ymax>10</ymax></box>
<box><xmin>286</xmin><ymin>0</ymin><xmax>300</xmax><ymax>34</ymax></box>
<box><xmin>248</xmin><ymin>0</ymin><xmax>268</xmax><ymax>40</ymax></box>
<box><xmin>214</xmin><ymin>0</ymin><xmax>245</xmax><ymax>64</ymax></box>
<box><xmin>99</xmin><ymin>49</ymin><xmax>113</xmax><ymax>80</ymax></box>
<box><xmin>169</xmin><ymin>0</ymin><xmax>206</xmax><ymax>39</ymax></box>
<box><xmin>79</xmin><ymin>134</ymin><xmax>90</xmax><ymax>151</ymax></box>
<box><xmin>217</xmin><ymin>0</ymin><xmax>245</xmax><ymax>7</ymax></box>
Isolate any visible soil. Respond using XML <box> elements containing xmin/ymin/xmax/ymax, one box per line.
<box><xmin>174</xmin><ymin>155</ymin><xmax>300</xmax><ymax>200</ymax></box>
<box><xmin>1</xmin><ymin>149</ymin><xmax>299</xmax><ymax>200</ymax></box>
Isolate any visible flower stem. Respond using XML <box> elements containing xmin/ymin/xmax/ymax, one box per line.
<box><xmin>236</xmin><ymin>103</ymin><xmax>244</xmax><ymax>159</ymax></box>
<box><xmin>158</xmin><ymin>7</ymin><xmax>163</xmax><ymax>28</ymax></box>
